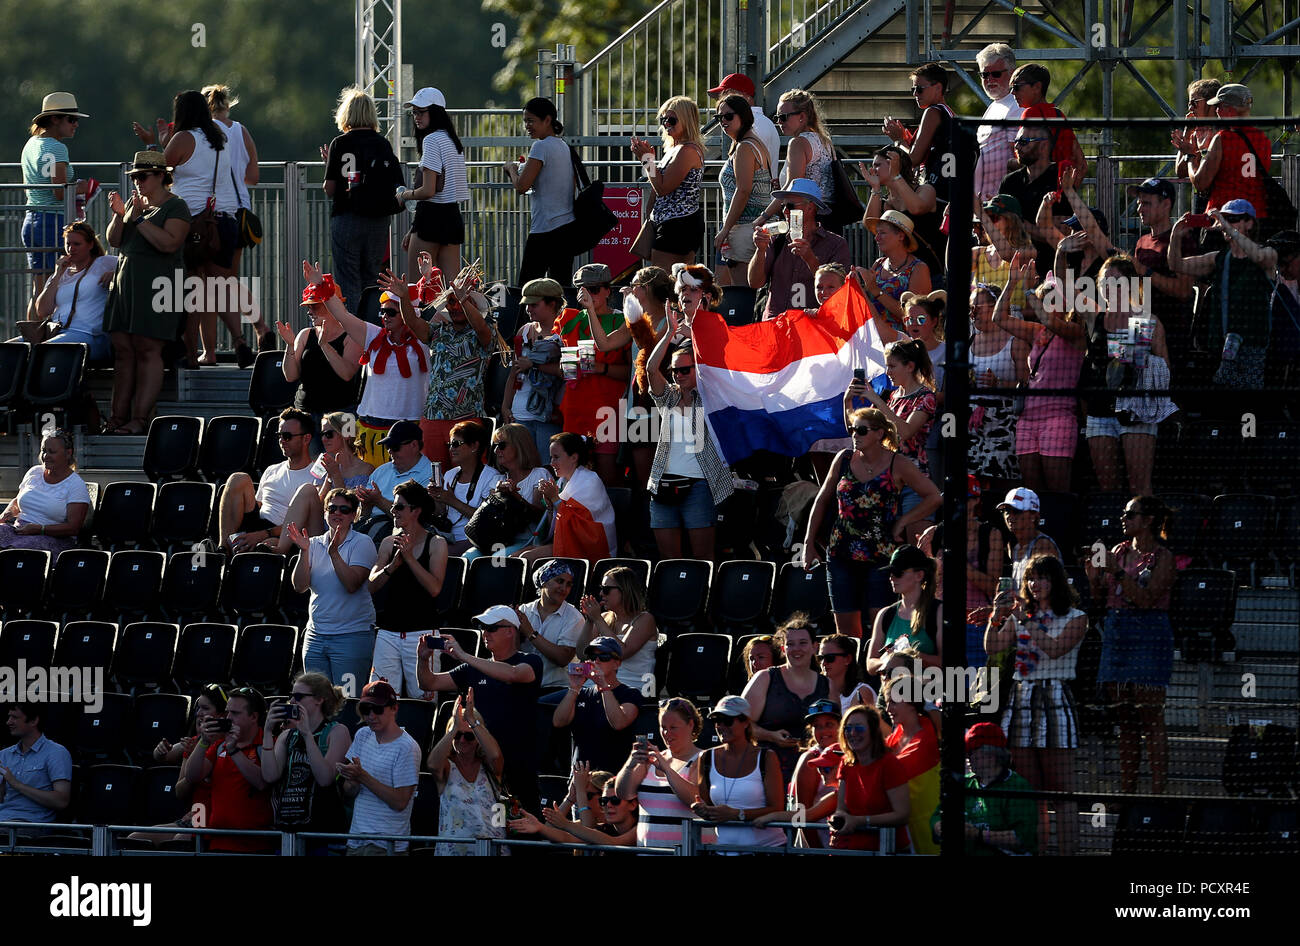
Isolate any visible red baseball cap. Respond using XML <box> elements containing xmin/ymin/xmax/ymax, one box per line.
<box><xmin>708</xmin><ymin>73</ymin><xmax>756</xmax><ymax>98</ymax></box>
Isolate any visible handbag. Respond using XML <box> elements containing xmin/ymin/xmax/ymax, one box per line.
<box><xmin>17</xmin><ymin>267</ymin><xmax>90</xmax><ymax>344</ymax></box>
<box><xmin>183</xmin><ymin>155</ymin><xmax>222</xmax><ymax>269</ymax></box>
<box><xmin>630</xmin><ymin>218</ymin><xmax>655</xmax><ymax>259</ymax></box>
<box><xmin>465</xmin><ymin>486</ymin><xmax>540</xmax><ymax>552</ymax></box>
<box><xmin>1234</xmin><ymin>130</ymin><xmax>1298</xmax><ymax>237</ymax></box>
<box><xmin>568</xmin><ymin>145</ymin><xmax>618</xmax><ymax>254</ymax></box>
<box><xmin>231</xmin><ymin>171</ymin><xmax>262</xmax><ymax>248</ymax></box>
<box><xmin>824</xmin><ymin>151</ymin><xmax>866</xmax><ymax>230</ymax></box>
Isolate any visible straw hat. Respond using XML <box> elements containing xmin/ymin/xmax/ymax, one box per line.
<box><xmin>863</xmin><ymin>209</ymin><xmax>918</xmax><ymax>251</ymax></box>
<box><xmin>33</xmin><ymin>92</ymin><xmax>89</xmax><ymax>123</ymax></box>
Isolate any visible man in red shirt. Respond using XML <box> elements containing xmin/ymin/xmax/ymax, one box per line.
<box><xmin>183</xmin><ymin>687</ymin><xmax>273</xmax><ymax>852</ymax></box>
<box><xmin>1010</xmin><ymin>63</ymin><xmax>1087</xmax><ymax>177</ymax></box>
<box><xmin>1174</xmin><ymin>83</ymin><xmax>1272</xmax><ymax>223</ymax></box>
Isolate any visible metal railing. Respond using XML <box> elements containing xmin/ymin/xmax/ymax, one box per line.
<box><xmin>765</xmin><ymin>0</ymin><xmax>865</xmax><ymax>76</ymax></box>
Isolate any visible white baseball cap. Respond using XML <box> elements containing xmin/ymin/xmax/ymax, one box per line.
<box><xmin>997</xmin><ymin>487</ymin><xmax>1041</xmax><ymax>513</ymax></box>
<box><xmin>407</xmin><ymin>87</ymin><xmax>446</xmax><ymax>109</ymax></box>
<box><xmin>472</xmin><ymin>605</ymin><xmax>520</xmax><ymax>628</ymax></box>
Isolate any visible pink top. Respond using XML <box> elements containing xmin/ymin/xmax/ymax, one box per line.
<box><xmin>1026</xmin><ymin>327</ymin><xmax>1084</xmax><ymax>418</ymax></box>
<box><xmin>1105</xmin><ymin>543</ymin><xmax>1171</xmax><ymax>610</ymax></box>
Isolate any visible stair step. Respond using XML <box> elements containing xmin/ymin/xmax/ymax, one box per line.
<box><xmin>1230</xmin><ymin>622</ymin><xmax>1300</xmax><ymax>654</ymax></box>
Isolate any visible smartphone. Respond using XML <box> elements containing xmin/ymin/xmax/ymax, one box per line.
<box><xmin>210</xmin><ymin>718</ymin><xmax>234</xmax><ymax>733</ymax></box>
<box><xmin>852</xmin><ymin>368</ymin><xmax>866</xmax><ymax>383</ymax></box>
<box><xmin>997</xmin><ymin>577</ymin><xmax>1015</xmax><ymax>595</ymax></box>
<box><xmin>789</xmin><ymin>208</ymin><xmax>804</xmax><ymax>242</ymax></box>
<box><xmin>420</xmin><ymin>633</ymin><xmax>446</xmax><ymax>651</ymax></box>
<box><xmin>1185</xmin><ymin>213</ymin><xmax>1213</xmax><ymax>229</ymax></box>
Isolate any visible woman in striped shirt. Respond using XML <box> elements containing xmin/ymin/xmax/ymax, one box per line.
<box><xmin>613</xmin><ymin>697</ymin><xmax>703</xmax><ymax>848</ymax></box>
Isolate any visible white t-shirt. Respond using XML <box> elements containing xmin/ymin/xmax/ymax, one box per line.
<box><xmin>256</xmin><ymin>461</ymin><xmax>317</xmax><ymax>526</ymax></box>
<box><xmin>519</xmin><ymin>599</ymin><xmax>586</xmax><ymax>689</ymax></box>
<box><xmin>346</xmin><ymin>726</ymin><xmax>421</xmax><ymax>851</ymax></box>
<box><xmin>513</xmin><ymin>466</ymin><xmax>554</xmax><ymax>506</ymax></box>
<box><xmin>751</xmin><ymin>111</ymin><xmax>782</xmax><ymax>181</ymax></box>
<box><xmin>306</xmin><ymin>528</ymin><xmax>378</xmax><ymax>636</ymax></box>
<box><xmin>441</xmin><ymin>465</ymin><xmax>505</xmax><ymax>543</ymax></box>
<box><xmin>557</xmin><ymin>466</ymin><xmax>616</xmax><ymax>557</ymax></box>
<box><xmin>358</xmin><ymin>323</ymin><xmax>432</xmax><ymax>422</ymax></box>
<box><xmin>53</xmin><ymin>256</ymin><xmax>116</xmax><ymax>337</ymax></box>
<box><xmin>14</xmin><ymin>466</ymin><xmax>91</xmax><ymax>526</ymax></box>
<box><xmin>419</xmin><ymin>129</ymin><xmax>470</xmax><ymax>204</ymax></box>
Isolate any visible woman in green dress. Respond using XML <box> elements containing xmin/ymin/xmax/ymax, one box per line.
<box><xmin>102</xmin><ymin>151</ymin><xmax>191</xmax><ymax>434</ymax></box>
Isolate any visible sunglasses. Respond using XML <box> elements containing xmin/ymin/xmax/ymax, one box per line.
<box><xmin>380</xmin><ymin>307</ymin><xmax>402</xmax><ymax>317</ymax></box>
<box><xmin>599</xmin><ymin>796</ymin><xmax>622</xmax><ymax>807</ymax></box>
<box><xmin>980</xmin><ymin>68</ymin><xmax>1008</xmax><ymax>79</ymax></box>
<box><xmin>712</xmin><ymin>715</ymin><xmax>745</xmax><ymax>726</ymax></box>
<box><xmin>386</xmin><ymin>439</ymin><xmax>415</xmax><ymax>450</ymax></box>
<box><xmin>357</xmin><ymin>702</ymin><xmax>392</xmax><ymax>716</ymax></box>
<box><xmin>904</xmin><ymin>314</ymin><xmax>928</xmax><ymax>325</ymax></box>
<box><xmin>585</xmin><ymin>791</ymin><xmax>600</xmax><ymax>801</ymax></box>
<box><xmin>716</xmin><ymin>111</ymin><xmax>736</xmax><ymax>122</ymax></box>
<box><xmin>454</xmin><ymin>731</ymin><xmax>476</xmax><ymax>741</ymax></box>
<box><xmin>128</xmin><ymin>170</ymin><xmax>159</xmax><ymax>180</ymax></box>
<box><xmin>775</xmin><ymin>111</ymin><xmax>800</xmax><ymax>122</ymax></box>
<box><xmin>842</xmin><ymin>724</ymin><xmax>869</xmax><ymax>735</ymax></box>
<box><xmin>484</xmin><ymin>624</ymin><xmax>516</xmax><ymax>634</ymax></box>
<box><xmin>851</xmin><ymin>425</ymin><xmax>877</xmax><ymax>437</ymax></box>
<box><xmin>322</xmin><ymin>429</ymin><xmax>341</xmax><ymax>439</ymax></box>
<box><xmin>278</xmin><ymin>431</ymin><xmax>306</xmax><ymax>440</ymax></box>
<box><xmin>597</xmin><ymin>586</ymin><xmax>617</xmax><ymax>596</ymax></box>
<box><xmin>910</xmin><ymin>84</ymin><xmax>933</xmax><ymax>93</ymax></box>
<box><xmin>447</xmin><ymin>439</ymin><xmax>466</xmax><ymax>449</ymax></box>
<box><xmin>326</xmin><ymin>504</ymin><xmax>356</xmax><ymax>514</ymax></box>
<box><xmin>590</xmin><ymin>654</ymin><xmax>617</xmax><ymax>662</ymax></box>
<box><xmin>819</xmin><ymin>652</ymin><xmax>848</xmax><ymax>663</ymax></box>
<box><xmin>671</xmin><ymin>365</ymin><xmax>694</xmax><ymax>376</ymax></box>
<box><xmin>390</xmin><ymin>502</ymin><xmax>411</xmax><ymax>513</ymax></box>
<box><xmin>660</xmin><ymin>115</ymin><xmax>678</xmax><ymax>127</ymax></box>
<box><xmin>290</xmin><ymin>692</ymin><xmax>312</xmax><ymax>701</ymax></box>
<box><xmin>1014</xmin><ymin>136</ymin><xmax>1047</xmax><ymax>145</ymax></box>
<box><xmin>491</xmin><ymin>441</ymin><xmax>508</xmax><ymax>452</ymax></box>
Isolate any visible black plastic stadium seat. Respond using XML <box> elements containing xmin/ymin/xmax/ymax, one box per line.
<box><xmin>1037</xmin><ymin>490</ymin><xmax>1081</xmax><ymax>557</ymax></box>
<box><xmin>459</xmin><ymin>556</ymin><xmax>525</xmax><ymax>622</ymax></box>
<box><xmin>410</xmin><ymin>772</ymin><xmax>441</xmax><ymax>849</ymax></box>
<box><xmin>253</xmin><ymin>415</ymin><xmax>284</xmax><ymax>479</ymax></box>
<box><xmin>771</xmin><ymin>561</ymin><xmax>831</xmax><ymax>627</ymax></box>
<box><xmin>1185</xmin><ymin>801</ymin><xmax>1259</xmax><ymax>856</ymax></box>
<box><xmin>199</xmin><ymin>415</ymin><xmax>262</xmax><ymax>484</ymax></box>
<box><xmin>1210</xmin><ymin>494</ymin><xmax>1277</xmax><ymax>562</ymax></box>
<box><xmin>138</xmin><ymin>765</ymin><xmax>187</xmax><ymax>825</ymax></box>
<box><xmin>0</xmin><ymin>548</ymin><xmax>51</xmax><ymax>617</ymax></box>
<box><xmin>220</xmin><ymin>552</ymin><xmax>284</xmax><ymax>622</ymax></box>
<box><xmin>0</xmin><ymin>342</ymin><xmax>31</xmax><ymax>415</ymax></box>
<box><xmin>527</xmin><ymin>557</ymin><xmax>588</xmax><ymax>607</ymax></box>
<box><xmin>647</xmin><ymin>559</ymin><xmax>713</xmax><ymax>636</ymax></box>
<box><xmin>1170</xmin><ymin>569</ymin><xmax>1238</xmax><ymax>660</ymax></box>
<box><xmin>664</xmin><ymin>632</ymin><xmax>732</xmax><ymax>705</ymax></box>
<box><xmin>142</xmin><ymin>416</ymin><xmax>203</xmax><ymax>483</ymax></box>
<box><xmin>435</xmin><ymin>627</ymin><xmax>482</xmax><ymax>673</ymax></box>
<box><xmin>430</xmin><ymin>555</ymin><xmax>465</xmax><ymax>621</ymax></box>
<box><xmin>152</xmin><ymin>481</ymin><xmax>217</xmax><ymax>552</ymax></box>
<box><xmin>53</xmin><ymin>621</ymin><xmax>118</xmax><ymax>678</ymax></box>
<box><xmin>396</xmin><ymin>699</ymin><xmax>439</xmax><ymax>759</ymax></box>
<box><xmin>0</xmin><ymin>618</ymin><xmax>58</xmax><ymax>670</ymax></box>
<box><xmin>1111</xmin><ymin>800</ymin><xmax>1188</xmax><ymax>855</ymax></box>
<box><xmin>710</xmin><ymin>559</ymin><xmax>776</xmax><ymax>633</ymax></box>
<box><xmin>248</xmin><ymin>351</ymin><xmax>297</xmax><ymax>417</ymax></box>
<box><xmin>74</xmin><ymin>693</ymin><xmax>132</xmax><ymax>764</ymax></box>
<box><xmin>101</xmin><ymin>549</ymin><xmax>167</xmax><ymax>621</ymax></box>
<box><xmin>1081</xmin><ymin>491</ymin><xmax>1127</xmax><ymax>549</ymax></box>
<box><xmin>92</xmin><ymin>481</ymin><xmax>157</xmax><ymax>550</ymax></box>
<box><xmin>129</xmin><ymin>693</ymin><xmax>192</xmax><ymax>764</ymax></box>
<box><xmin>482</xmin><ymin>354</ymin><xmax>512</xmax><ymax>419</ymax></box>
<box><xmin>587</xmin><ymin>557</ymin><xmax>651</xmax><ymax>596</ymax></box>
<box><xmin>160</xmin><ymin>550</ymin><xmax>225</xmax><ymax>622</ymax></box>
<box><xmin>24</xmin><ymin>341</ymin><xmax>86</xmax><ymax>410</ymax></box>
<box><xmin>231</xmin><ymin>623</ymin><xmax>297</xmax><ymax>692</ymax></box>
<box><xmin>79</xmin><ymin>763</ymin><xmax>141</xmax><ymax>825</ymax></box>
<box><xmin>47</xmin><ymin>548</ymin><xmax>110</xmax><ymax>619</ymax></box>
<box><xmin>173</xmin><ymin>622</ymin><xmax>238</xmax><ymax>692</ymax></box>
<box><xmin>112</xmin><ymin>621</ymin><xmax>180</xmax><ymax>691</ymax></box>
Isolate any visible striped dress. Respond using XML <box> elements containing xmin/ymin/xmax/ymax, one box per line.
<box><xmin>634</xmin><ymin>750</ymin><xmax>701</xmax><ymax>848</ymax></box>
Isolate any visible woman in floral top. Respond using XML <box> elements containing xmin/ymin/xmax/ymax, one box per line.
<box><xmin>803</xmin><ymin>406</ymin><xmax>940</xmax><ymax>640</ymax></box>
<box><xmin>856</xmin><ymin>338</ymin><xmax>937</xmax><ymax>543</ymax></box>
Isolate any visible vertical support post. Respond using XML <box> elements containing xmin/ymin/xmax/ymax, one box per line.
<box><xmin>283</xmin><ymin>162</ymin><xmax>301</xmax><ymax>330</ymax></box>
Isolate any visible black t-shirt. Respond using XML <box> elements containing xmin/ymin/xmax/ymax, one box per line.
<box><xmin>324</xmin><ymin>128</ymin><xmax>405</xmax><ymax>218</ymax></box>
<box><xmin>449</xmin><ymin>651</ymin><xmax>543</xmax><ymax>764</ymax></box>
<box><xmin>570</xmin><ymin>681</ymin><xmax>642</xmax><ymax>773</ymax></box>
<box><xmin>998</xmin><ymin>163</ymin><xmax>1068</xmax><ymax>279</ymax></box>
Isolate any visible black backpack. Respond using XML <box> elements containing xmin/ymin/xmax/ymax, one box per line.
<box><xmin>343</xmin><ymin>132</ymin><xmax>405</xmax><ymax>218</ymax></box>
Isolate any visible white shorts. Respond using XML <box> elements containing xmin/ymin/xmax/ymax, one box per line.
<box><xmin>371</xmin><ymin>628</ymin><xmax>436</xmax><ymax>699</ymax></box>
<box><xmin>1084</xmin><ymin>415</ymin><xmax>1158</xmax><ymax>439</ymax></box>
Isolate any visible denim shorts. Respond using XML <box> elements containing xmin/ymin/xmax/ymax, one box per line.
<box><xmin>825</xmin><ymin>557</ymin><xmax>891</xmax><ymax>615</ymax></box>
<box><xmin>23</xmin><ymin>210</ymin><xmax>63</xmax><ymax>272</ymax></box>
<box><xmin>898</xmin><ymin>485</ymin><xmax>924</xmax><ymax>517</ymax></box>
<box><xmin>1083</xmin><ymin>415</ymin><xmax>1159</xmax><ymax>439</ymax></box>
<box><xmin>649</xmin><ymin>478</ymin><xmax>717</xmax><ymax>530</ymax></box>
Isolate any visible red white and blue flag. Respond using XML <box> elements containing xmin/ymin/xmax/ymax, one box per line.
<box><xmin>693</xmin><ymin>280</ymin><xmax>890</xmax><ymax>465</ymax></box>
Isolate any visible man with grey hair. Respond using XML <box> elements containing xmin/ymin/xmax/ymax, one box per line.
<box><xmin>974</xmin><ymin>43</ymin><xmax>1022</xmax><ymax>204</ymax></box>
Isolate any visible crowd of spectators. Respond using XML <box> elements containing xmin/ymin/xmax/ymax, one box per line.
<box><xmin>6</xmin><ymin>50</ymin><xmax>1297</xmax><ymax>855</ymax></box>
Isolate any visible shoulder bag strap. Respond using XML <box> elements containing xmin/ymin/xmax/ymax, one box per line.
<box><xmin>205</xmin><ymin>137</ymin><xmax>220</xmax><ymax>210</ymax></box>
<box><xmin>568</xmin><ymin>143</ymin><xmax>591</xmax><ymax>193</ymax></box>
<box><xmin>58</xmin><ymin>267</ymin><xmax>91</xmax><ymax>328</ymax></box>
<box><xmin>230</xmin><ymin>169</ymin><xmax>246</xmax><ymax>210</ymax></box>
<box><xmin>1220</xmin><ymin>253</ymin><xmax>1232</xmax><ymax>338</ymax></box>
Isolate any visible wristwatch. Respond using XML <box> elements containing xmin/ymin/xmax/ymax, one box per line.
<box><xmin>736</xmin><ymin>808</ymin><xmax>746</xmax><ymax>823</ymax></box>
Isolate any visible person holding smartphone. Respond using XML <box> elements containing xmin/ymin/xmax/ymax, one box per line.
<box><xmin>551</xmin><ymin>637</ymin><xmax>642</xmax><ymax>774</ymax></box>
<box><xmin>262</xmin><ymin>673</ymin><xmax>353</xmax><ymax>854</ymax></box>
<box><xmin>183</xmin><ymin>687</ymin><xmax>273</xmax><ymax>852</ymax></box>
<box><xmin>614</xmin><ymin>698</ymin><xmax>704</xmax><ymax>848</ymax></box>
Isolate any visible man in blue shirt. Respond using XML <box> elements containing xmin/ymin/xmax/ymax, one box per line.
<box><xmin>0</xmin><ymin>703</ymin><xmax>73</xmax><ymax>824</ymax></box>
<box><xmin>355</xmin><ymin>420</ymin><xmax>434</xmax><ymax>519</ymax></box>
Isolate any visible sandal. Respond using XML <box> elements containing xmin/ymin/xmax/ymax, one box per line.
<box><xmin>112</xmin><ymin>419</ymin><xmax>148</xmax><ymax>435</ymax></box>
<box><xmin>99</xmin><ymin>417</ymin><xmax>127</xmax><ymax>435</ymax></box>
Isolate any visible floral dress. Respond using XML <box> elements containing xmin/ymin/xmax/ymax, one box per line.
<box><xmin>888</xmin><ymin>387</ymin><xmax>937</xmax><ymax>475</ymax></box>
<box><xmin>869</xmin><ymin>255</ymin><xmax>924</xmax><ymax>337</ymax></box>
<box><xmin>828</xmin><ymin>455</ymin><xmax>900</xmax><ymax>564</ymax></box>
<box><xmin>436</xmin><ymin>763</ymin><xmax>506</xmax><ymax>856</ymax></box>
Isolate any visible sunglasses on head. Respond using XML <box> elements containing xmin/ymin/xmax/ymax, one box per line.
<box><xmin>326</xmin><ymin>504</ymin><xmax>355</xmax><ymax>514</ymax></box>
<box><xmin>357</xmin><ymin>702</ymin><xmax>391</xmax><ymax>716</ymax></box>
<box><xmin>671</xmin><ymin>365</ymin><xmax>694</xmax><ymax>376</ymax></box>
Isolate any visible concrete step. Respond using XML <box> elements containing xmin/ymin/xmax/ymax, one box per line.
<box><xmin>1231</xmin><ymin>622</ymin><xmax>1300</xmax><ymax>655</ymax></box>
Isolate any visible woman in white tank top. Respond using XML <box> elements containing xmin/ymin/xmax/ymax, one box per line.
<box><xmin>692</xmin><ymin>698</ymin><xmax>786</xmax><ymax>851</ymax></box>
